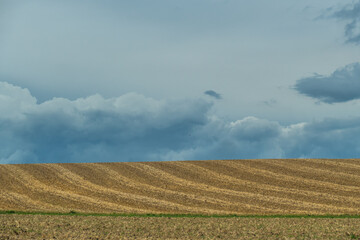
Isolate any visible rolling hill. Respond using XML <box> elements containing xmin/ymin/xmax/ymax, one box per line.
<box><xmin>1</xmin><ymin>159</ymin><xmax>360</xmax><ymax>215</ymax></box>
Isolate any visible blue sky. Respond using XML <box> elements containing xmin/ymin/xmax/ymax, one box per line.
<box><xmin>1</xmin><ymin>0</ymin><xmax>360</xmax><ymax>163</ymax></box>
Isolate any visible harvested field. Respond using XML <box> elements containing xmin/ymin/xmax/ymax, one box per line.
<box><xmin>1</xmin><ymin>214</ymin><xmax>360</xmax><ymax>239</ymax></box>
<box><xmin>1</xmin><ymin>159</ymin><xmax>360</xmax><ymax>215</ymax></box>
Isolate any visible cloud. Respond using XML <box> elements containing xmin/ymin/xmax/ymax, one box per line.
<box><xmin>282</xmin><ymin>117</ymin><xmax>360</xmax><ymax>158</ymax></box>
<box><xmin>2</xmin><ymin>81</ymin><xmax>360</xmax><ymax>164</ymax></box>
<box><xmin>166</xmin><ymin>116</ymin><xmax>360</xmax><ymax>161</ymax></box>
<box><xmin>294</xmin><ymin>62</ymin><xmax>360</xmax><ymax>103</ymax></box>
<box><xmin>331</xmin><ymin>0</ymin><xmax>360</xmax><ymax>44</ymax></box>
<box><xmin>262</xmin><ymin>99</ymin><xmax>277</xmax><ymax>107</ymax></box>
<box><xmin>0</xmin><ymin>82</ymin><xmax>212</xmax><ymax>163</ymax></box>
<box><xmin>204</xmin><ymin>90</ymin><xmax>222</xmax><ymax>99</ymax></box>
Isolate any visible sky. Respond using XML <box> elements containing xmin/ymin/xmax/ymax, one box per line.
<box><xmin>0</xmin><ymin>0</ymin><xmax>360</xmax><ymax>164</ymax></box>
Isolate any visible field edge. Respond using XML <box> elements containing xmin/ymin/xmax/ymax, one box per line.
<box><xmin>1</xmin><ymin>210</ymin><xmax>360</xmax><ymax>218</ymax></box>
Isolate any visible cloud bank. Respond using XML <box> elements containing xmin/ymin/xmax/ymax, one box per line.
<box><xmin>294</xmin><ymin>63</ymin><xmax>360</xmax><ymax>103</ymax></box>
<box><xmin>204</xmin><ymin>90</ymin><xmax>222</xmax><ymax>100</ymax></box>
<box><xmin>1</xmin><ymin>81</ymin><xmax>360</xmax><ymax>164</ymax></box>
<box><xmin>332</xmin><ymin>0</ymin><xmax>360</xmax><ymax>44</ymax></box>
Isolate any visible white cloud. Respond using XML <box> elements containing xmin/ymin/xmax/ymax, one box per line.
<box><xmin>0</xmin><ymin>82</ymin><xmax>36</xmax><ymax>120</ymax></box>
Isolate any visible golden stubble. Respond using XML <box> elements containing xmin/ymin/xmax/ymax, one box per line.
<box><xmin>1</xmin><ymin>159</ymin><xmax>360</xmax><ymax>215</ymax></box>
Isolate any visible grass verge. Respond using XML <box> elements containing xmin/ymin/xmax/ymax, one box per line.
<box><xmin>1</xmin><ymin>210</ymin><xmax>360</xmax><ymax>218</ymax></box>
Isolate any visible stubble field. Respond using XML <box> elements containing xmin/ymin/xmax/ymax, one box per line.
<box><xmin>1</xmin><ymin>214</ymin><xmax>360</xmax><ymax>239</ymax></box>
<box><xmin>1</xmin><ymin>158</ymin><xmax>360</xmax><ymax>215</ymax></box>
<box><xmin>1</xmin><ymin>159</ymin><xmax>360</xmax><ymax>239</ymax></box>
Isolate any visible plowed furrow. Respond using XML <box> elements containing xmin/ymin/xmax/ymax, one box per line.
<box><xmin>266</xmin><ymin>159</ymin><xmax>360</xmax><ymax>185</ymax></box>
<box><xmin>92</xmin><ymin>163</ymin><xmax>239</xmax><ymax>214</ymax></box>
<box><xmin>201</xmin><ymin>160</ymin><xmax>360</xmax><ymax>200</ymax></box>
<box><xmin>1</xmin><ymin>159</ymin><xmax>360</xmax><ymax>215</ymax></box>
<box><xmin>137</xmin><ymin>163</ymin><xmax>356</xmax><ymax>214</ymax></box>
<box><xmin>308</xmin><ymin>158</ymin><xmax>360</xmax><ymax>165</ymax></box>
<box><xmin>167</xmin><ymin>161</ymin><xmax>360</xmax><ymax>212</ymax></box>
<box><xmin>3</xmin><ymin>165</ymin><xmax>144</xmax><ymax>213</ymax></box>
<box><xmin>286</xmin><ymin>158</ymin><xmax>360</xmax><ymax>176</ymax></box>
<box><xmin>67</xmin><ymin>163</ymin><xmax>237</xmax><ymax>213</ymax></box>
<box><xmin>0</xmin><ymin>192</ymin><xmax>63</xmax><ymax>211</ymax></box>
<box><xmin>47</xmin><ymin>164</ymin><xmax>232</xmax><ymax>214</ymax></box>
<box><xmin>127</xmin><ymin>163</ymin><xmax>284</xmax><ymax>214</ymax></box>
<box><xmin>230</xmin><ymin>160</ymin><xmax>360</xmax><ymax>194</ymax></box>
<box><xmin>182</xmin><ymin>161</ymin><xmax>360</xmax><ymax>208</ymax></box>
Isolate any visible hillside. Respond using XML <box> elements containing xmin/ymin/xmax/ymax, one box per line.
<box><xmin>1</xmin><ymin>159</ymin><xmax>360</xmax><ymax>215</ymax></box>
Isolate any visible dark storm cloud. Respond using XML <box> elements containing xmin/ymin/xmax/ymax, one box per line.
<box><xmin>2</xmin><ymin>81</ymin><xmax>360</xmax><ymax>164</ymax></box>
<box><xmin>294</xmin><ymin>63</ymin><xmax>360</xmax><ymax>103</ymax></box>
<box><xmin>331</xmin><ymin>0</ymin><xmax>360</xmax><ymax>44</ymax></box>
<box><xmin>204</xmin><ymin>90</ymin><xmax>222</xmax><ymax>100</ymax></box>
<box><xmin>0</xmin><ymin>82</ymin><xmax>212</xmax><ymax>163</ymax></box>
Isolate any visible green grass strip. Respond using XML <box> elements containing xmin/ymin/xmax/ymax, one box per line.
<box><xmin>1</xmin><ymin>210</ymin><xmax>360</xmax><ymax>218</ymax></box>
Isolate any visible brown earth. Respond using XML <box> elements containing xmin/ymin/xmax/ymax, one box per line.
<box><xmin>1</xmin><ymin>215</ymin><xmax>360</xmax><ymax>239</ymax></box>
<box><xmin>1</xmin><ymin>159</ymin><xmax>360</xmax><ymax>215</ymax></box>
